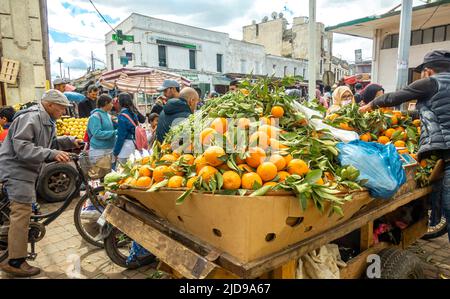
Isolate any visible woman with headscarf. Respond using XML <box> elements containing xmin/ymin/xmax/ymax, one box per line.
<box><xmin>327</xmin><ymin>86</ymin><xmax>355</xmax><ymax>115</ymax></box>
<box><xmin>360</xmin><ymin>84</ymin><xmax>385</xmax><ymax>106</ymax></box>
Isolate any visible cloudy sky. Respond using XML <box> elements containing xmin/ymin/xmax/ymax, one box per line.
<box><xmin>47</xmin><ymin>0</ymin><xmax>427</xmax><ymax>80</ymax></box>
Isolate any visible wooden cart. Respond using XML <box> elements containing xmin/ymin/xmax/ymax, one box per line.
<box><xmin>102</xmin><ymin>187</ymin><xmax>432</xmax><ymax>279</ymax></box>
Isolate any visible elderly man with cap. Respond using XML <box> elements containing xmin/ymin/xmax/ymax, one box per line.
<box><xmin>360</xmin><ymin>50</ymin><xmax>450</xmax><ymax>240</ymax></box>
<box><xmin>0</xmin><ymin>90</ymin><xmax>83</xmax><ymax>277</ymax></box>
<box><xmin>53</xmin><ymin>78</ymin><xmax>67</xmax><ymax>93</ymax></box>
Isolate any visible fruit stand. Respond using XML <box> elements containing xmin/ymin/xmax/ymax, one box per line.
<box><xmin>101</xmin><ymin>78</ymin><xmax>438</xmax><ymax>279</ymax></box>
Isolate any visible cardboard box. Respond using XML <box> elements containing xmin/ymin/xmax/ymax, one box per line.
<box><xmin>118</xmin><ymin>189</ymin><xmax>372</xmax><ymax>263</ymax></box>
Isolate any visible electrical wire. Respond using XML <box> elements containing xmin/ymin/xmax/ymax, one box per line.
<box><xmin>88</xmin><ymin>0</ymin><xmax>117</xmax><ymax>33</ymax></box>
<box><xmin>419</xmin><ymin>5</ymin><xmax>440</xmax><ymax>30</ymax></box>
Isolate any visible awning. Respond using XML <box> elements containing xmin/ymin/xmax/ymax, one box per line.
<box><xmin>212</xmin><ymin>75</ymin><xmax>231</xmax><ymax>86</ymax></box>
<box><xmin>99</xmin><ymin>67</ymin><xmax>191</xmax><ymax>94</ymax></box>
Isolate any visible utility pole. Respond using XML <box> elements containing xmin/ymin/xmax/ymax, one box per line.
<box><xmin>57</xmin><ymin>57</ymin><xmax>64</xmax><ymax>78</ymax></box>
<box><xmin>68</xmin><ymin>66</ymin><xmax>71</xmax><ymax>80</ymax></box>
<box><xmin>308</xmin><ymin>0</ymin><xmax>317</xmax><ymax>101</ymax></box>
<box><xmin>395</xmin><ymin>0</ymin><xmax>413</xmax><ymax>92</ymax></box>
<box><xmin>91</xmin><ymin>51</ymin><xmax>95</xmax><ymax>72</ymax></box>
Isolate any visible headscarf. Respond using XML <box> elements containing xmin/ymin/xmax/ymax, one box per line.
<box><xmin>327</xmin><ymin>86</ymin><xmax>354</xmax><ymax>115</ymax></box>
<box><xmin>360</xmin><ymin>84</ymin><xmax>384</xmax><ymax>104</ymax></box>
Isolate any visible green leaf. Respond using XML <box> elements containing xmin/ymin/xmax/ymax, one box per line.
<box><xmin>298</xmin><ymin>193</ymin><xmax>308</xmax><ymax>211</ymax></box>
<box><xmin>215</xmin><ymin>172</ymin><xmax>224</xmax><ymax>190</ymax></box>
<box><xmin>252</xmin><ymin>180</ymin><xmax>263</xmax><ymax>190</ymax></box>
<box><xmin>305</xmin><ymin>169</ymin><xmax>323</xmax><ymax>184</ymax></box>
<box><xmin>249</xmin><ymin>185</ymin><xmax>272</xmax><ymax>197</ymax></box>
<box><xmin>332</xmin><ymin>205</ymin><xmax>344</xmax><ymax>217</ymax></box>
<box><xmin>176</xmin><ymin>188</ymin><xmax>193</xmax><ymax>205</ymax></box>
<box><xmin>217</xmin><ymin>190</ymin><xmax>238</xmax><ymax>195</ymax></box>
<box><xmin>314</xmin><ymin>189</ymin><xmax>344</xmax><ymax>203</ymax></box>
<box><xmin>391</xmin><ymin>130</ymin><xmax>403</xmax><ymax>142</ymax></box>
<box><xmin>406</xmin><ymin>126</ymin><xmax>417</xmax><ymax>140</ymax></box>
<box><xmin>147</xmin><ymin>179</ymin><xmax>168</xmax><ymax>192</ymax></box>
<box><xmin>238</xmin><ymin>189</ymin><xmax>247</xmax><ymax>196</ymax></box>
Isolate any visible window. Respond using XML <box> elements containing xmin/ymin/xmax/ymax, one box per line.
<box><xmin>110</xmin><ymin>54</ymin><xmax>114</xmax><ymax>70</ymax></box>
<box><xmin>272</xmin><ymin>64</ymin><xmax>276</xmax><ymax>74</ymax></box>
<box><xmin>434</xmin><ymin>26</ymin><xmax>446</xmax><ymax>42</ymax></box>
<box><xmin>240</xmin><ymin>60</ymin><xmax>246</xmax><ymax>74</ymax></box>
<box><xmin>411</xmin><ymin>30</ymin><xmax>422</xmax><ymax>45</ymax></box>
<box><xmin>382</xmin><ymin>35</ymin><xmax>392</xmax><ymax>49</ymax></box>
<box><xmin>284</xmin><ymin>66</ymin><xmax>288</xmax><ymax>77</ymax></box>
<box><xmin>303</xmin><ymin>68</ymin><xmax>306</xmax><ymax>79</ymax></box>
<box><xmin>447</xmin><ymin>25</ymin><xmax>450</xmax><ymax>41</ymax></box>
<box><xmin>423</xmin><ymin>28</ymin><xmax>433</xmax><ymax>44</ymax></box>
<box><xmin>216</xmin><ymin>54</ymin><xmax>223</xmax><ymax>72</ymax></box>
<box><xmin>294</xmin><ymin>67</ymin><xmax>297</xmax><ymax>76</ymax></box>
<box><xmin>256</xmin><ymin>24</ymin><xmax>259</xmax><ymax>37</ymax></box>
<box><xmin>320</xmin><ymin>60</ymin><xmax>323</xmax><ymax>75</ymax></box>
<box><xmin>391</xmin><ymin>34</ymin><xmax>399</xmax><ymax>48</ymax></box>
<box><xmin>158</xmin><ymin>45</ymin><xmax>167</xmax><ymax>67</ymax></box>
<box><xmin>189</xmin><ymin>49</ymin><xmax>196</xmax><ymax>70</ymax></box>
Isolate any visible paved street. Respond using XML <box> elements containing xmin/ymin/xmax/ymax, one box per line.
<box><xmin>0</xmin><ymin>199</ymin><xmax>449</xmax><ymax>279</ymax></box>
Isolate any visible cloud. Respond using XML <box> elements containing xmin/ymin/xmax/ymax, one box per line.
<box><xmin>67</xmin><ymin>59</ymin><xmax>89</xmax><ymax>70</ymax></box>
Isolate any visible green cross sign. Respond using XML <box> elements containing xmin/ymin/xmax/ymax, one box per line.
<box><xmin>112</xmin><ymin>30</ymin><xmax>134</xmax><ymax>45</ymax></box>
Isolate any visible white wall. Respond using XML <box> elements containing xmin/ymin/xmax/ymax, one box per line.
<box><xmin>378</xmin><ymin>40</ymin><xmax>450</xmax><ymax>92</ymax></box>
<box><xmin>227</xmin><ymin>39</ymin><xmax>266</xmax><ymax>74</ymax></box>
<box><xmin>265</xmin><ymin>55</ymin><xmax>308</xmax><ymax>79</ymax></box>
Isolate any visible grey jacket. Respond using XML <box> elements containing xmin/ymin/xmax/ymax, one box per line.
<box><xmin>0</xmin><ymin>104</ymin><xmax>75</xmax><ymax>183</ymax></box>
<box><xmin>417</xmin><ymin>72</ymin><xmax>450</xmax><ymax>159</ymax></box>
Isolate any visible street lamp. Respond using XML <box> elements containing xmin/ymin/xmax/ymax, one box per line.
<box><xmin>56</xmin><ymin>57</ymin><xmax>64</xmax><ymax>78</ymax></box>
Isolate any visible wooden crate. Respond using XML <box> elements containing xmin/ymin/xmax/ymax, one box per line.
<box><xmin>395</xmin><ymin>165</ymin><xmax>417</xmax><ymax>198</ymax></box>
<box><xmin>117</xmin><ymin>189</ymin><xmax>372</xmax><ymax>263</ymax></box>
<box><xmin>0</xmin><ymin>58</ymin><xmax>20</xmax><ymax>85</ymax></box>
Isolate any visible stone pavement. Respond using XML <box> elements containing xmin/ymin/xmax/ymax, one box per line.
<box><xmin>0</xmin><ymin>200</ymin><xmax>448</xmax><ymax>279</ymax></box>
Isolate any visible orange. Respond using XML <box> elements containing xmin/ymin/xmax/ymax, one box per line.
<box><xmin>269</xmin><ymin>154</ymin><xmax>287</xmax><ymax>171</ymax></box>
<box><xmin>396</xmin><ymin>126</ymin><xmax>405</xmax><ymax>132</ymax></box>
<box><xmin>270</xmin><ymin>138</ymin><xmax>288</xmax><ymax>150</ymax></box>
<box><xmin>186</xmin><ymin>176</ymin><xmax>198</xmax><ymax>189</ymax></box>
<box><xmin>378</xmin><ymin>136</ymin><xmax>390</xmax><ymax>145</ymax></box>
<box><xmin>398</xmin><ymin>149</ymin><xmax>409</xmax><ymax>154</ymax></box>
<box><xmin>194</xmin><ymin>155</ymin><xmax>208</xmax><ymax>174</ymax></box>
<box><xmin>390</xmin><ymin>115</ymin><xmax>399</xmax><ymax>125</ymax></box>
<box><xmin>153</xmin><ymin>165</ymin><xmax>170</xmax><ymax>183</ymax></box>
<box><xmin>160</xmin><ymin>154</ymin><xmax>176</xmax><ymax>164</ymax></box>
<box><xmin>401</xmin><ymin>132</ymin><xmax>408</xmax><ymax>141</ymax></box>
<box><xmin>141</xmin><ymin>156</ymin><xmax>151</xmax><ymax>165</ymax></box>
<box><xmin>283</xmin><ymin>153</ymin><xmax>293</xmax><ymax>165</ymax></box>
<box><xmin>204</xmin><ymin>146</ymin><xmax>226</xmax><ymax>167</ymax></box>
<box><xmin>417</xmin><ymin>127</ymin><xmax>421</xmax><ymax>135</ymax></box>
<box><xmin>178</xmin><ymin>154</ymin><xmax>195</xmax><ymax>165</ymax></box>
<box><xmin>420</xmin><ymin>160</ymin><xmax>427</xmax><ymax>168</ymax></box>
<box><xmin>249</xmin><ymin>131</ymin><xmax>270</xmax><ymax>149</ymax></box>
<box><xmin>271</xmin><ymin>106</ymin><xmax>285</xmax><ymax>118</ymax></box>
<box><xmin>392</xmin><ymin>111</ymin><xmax>403</xmax><ymax>118</ymax></box>
<box><xmin>237</xmin><ymin>118</ymin><xmax>251</xmax><ymax>129</ymax></box>
<box><xmin>246</xmin><ymin>147</ymin><xmax>267</xmax><ymax>168</ymax></box>
<box><xmin>278</xmin><ymin>171</ymin><xmax>290</xmax><ymax>182</ymax></box>
<box><xmin>222</xmin><ymin>171</ymin><xmax>242</xmax><ymax>190</ymax></box>
<box><xmin>257</xmin><ymin>162</ymin><xmax>278</xmax><ymax>182</ymax></box>
<box><xmin>327</xmin><ymin>113</ymin><xmax>339</xmax><ymax>121</ymax></box>
<box><xmin>138</xmin><ymin>165</ymin><xmax>152</xmax><ymax>177</ymax></box>
<box><xmin>123</xmin><ymin>177</ymin><xmax>137</xmax><ymax>186</ymax></box>
<box><xmin>263</xmin><ymin>181</ymin><xmax>278</xmax><ymax>188</ymax></box>
<box><xmin>135</xmin><ymin>176</ymin><xmax>152</xmax><ymax>188</ymax></box>
<box><xmin>161</xmin><ymin>143</ymin><xmax>172</xmax><ymax>151</ymax></box>
<box><xmin>172</xmin><ymin>151</ymin><xmax>181</xmax><ymax>159</ymax></box>
<box><xmin>210</xmin><ymin>117</ymin><xmax>228</xmax><ymax>134</ymax></box>
<box><xmin>238</xmin><ymin>164</ymin><xmax>254</xmax><ymax>173</ymax></box>
<box><xmin>324</xmin><ymin>172</ymin><xmax>334</xmax><ymax>182</ymax></box>
<box><xmin>360</xmin><ymin>132</ymin><xmax>372</xmax><ymax>142</ymax></box>
<box><xmin>384</xmin><ymin>128</ymin><xmax>396</xmax><ymax>139</ymax></box>
<box><xmin>198</xmin><ymin>166</ymin><xmax>218</xmax><ymax>183</ymax></box>
<box><xmin>316</xmin><ymin>178</ymin><xmax>325</xmax><ymax>185</ymax></box>
<box><xmin>411</xmin><ymin>154</ymin><xmax>418</xmax><ymax>161</ymax></box>
<box><xmin>169</xmin><ymin>164</ymin><xmax>184</xmax><ymax>176</ymax></box>
<box><xmin>218</xmin><ymin>164</ymin><xmax>231</xmax><ymax>171</ymax></box>
<box><xmin>339</xmin><ymin>122</ymin><xmax>353</xmax><ymax>131</ymax></box>
<box><xmin>168</xmin><ymin>176</ymin><xmax>184</xmax><ymax>188</ymax></box>
<box><xmin>200</xmin><ymin>128</ymin><xmax>217</xmax><ymax>145</ymax></box>
<box><xmin>287</xmin><ymin>159</ymin><xmax>310</xmax><ymax>176</ymax></box>
<box><xmin>241</xmin><ymin>172</ymin><xmax>263</xmax><ymax>190</ymax></box>
<box><xmin>413</xmin><ymin>119</ymin><xmax>421</xmax><ymax>127</ymax></box>
<box><xmin>235</xmin><ymin>155</ymin><xmax>246</xmax><ymax>165</ymax></box>
<box><xmin>258</xmin><ymin>125</ymin><xmax>280</xmax><ymax>139</ymax></box>
<box><xmin>394</xmin><ymin>140</ymin><xmax>406</xmax><ymax>148</ymax></box>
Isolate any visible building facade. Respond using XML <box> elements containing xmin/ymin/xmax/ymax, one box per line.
<box><xmin>243</xmin><ymin>15</ymin><xmax>333</xmax><ymax>79</ymax></box>
<box><xmin>105</xmin><ymin>13</ymin><xmax>308</xmax><ymax>96</ymax></box>
<box><xmin>0</xmin><ymin>0</ymin><xmax>50</xmax><ymax>105</ymax></box>
<box><xmin>331</xmin><ymin>56</ymin><xmax>350</xmax><ymax>82</ymax></box>
<box><xmin>327</xmin><ymin>1</ymin><xmax>450</xmax><ymax>92</ymax></box>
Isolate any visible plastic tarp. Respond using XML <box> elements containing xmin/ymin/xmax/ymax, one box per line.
<box><xmin>293</xmin><ymin>102</ymin><xmax>359</xmax><ymax>143</ymax></box>
<box><xmin>64</xmin><ymin>91</ymin><xmax>85</xmax><ymax>103</ymax></box>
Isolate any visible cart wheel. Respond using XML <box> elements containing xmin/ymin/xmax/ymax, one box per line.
<box><xmin>104</xmin><ymin>227</ymin><xmax>156</xmax><ymax>269</ymax></box>
<box><xmin>378</xmin><ymin>248</ymin><xmax>425</xmax><ymax>279</ymax></box>
<box><xmin>37</xmin><ymin>163</ymin><xmax>79</xmax><ymax>203</ymax></box>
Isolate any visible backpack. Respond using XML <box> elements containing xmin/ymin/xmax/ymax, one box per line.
<box><xmin>121</xmin><ymin>113</ymin><xmax>148</xmax><ymax>151</ymax></box>
<box><xmin>83</xmin><ymin>113</ymin><xmax>103</xmax><ymax>150</ymax></box>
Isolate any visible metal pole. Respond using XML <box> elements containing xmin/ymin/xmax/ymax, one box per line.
<box><xmin>308</xmin><ymin>0</ymin><xmax>317</xmax><ymax>101</ymax></box>
<box><xmin>395</xmin><ymin>0</ymin><xmax>413</xmax><ymax>92</ymax></box>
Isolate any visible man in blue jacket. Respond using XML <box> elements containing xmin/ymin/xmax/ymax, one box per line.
<box><xmin>156</xmin><ymin>87</ymin><xmax>199</xmax><ymax>143</ymax></box>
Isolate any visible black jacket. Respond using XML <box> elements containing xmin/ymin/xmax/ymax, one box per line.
<box><xmin>372</xmin><ymin>72</ymin><xmax>450</xmax><ymax>159</ymax></box>
<box><xmin>156</xmin><ymin>98</ymin><xmax>192</xmax><ymax>143</ymax></box>
<box><xmin>78</xmin><ymin>97</ymin><xmax>97</xmax><ymax>118</ymax></box>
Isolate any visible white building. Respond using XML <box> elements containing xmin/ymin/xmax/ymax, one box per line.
<box><xmin>331</xmin><ymin>56</ymin><xmax>350</xmax><ymax>82</ymax></box>
<box><xmin>105</xmin><ymin>13</ymin><xmax>308</xmax><ymax>96</ymax></box>
<box><xmin>326</xmin><ymin>0</ymin><xmax>450</xmax><ymax>92</ymax></box>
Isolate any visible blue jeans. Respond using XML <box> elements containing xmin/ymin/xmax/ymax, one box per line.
<box><xmin>430</xmin><ymin>161</ymin><xmax>450</xmax><ymax>241</ymax></box>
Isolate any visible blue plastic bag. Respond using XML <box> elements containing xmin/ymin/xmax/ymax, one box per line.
<box><xmin>337</xmin><ymin>140</ymin><xmax>406</xmax><ymax>199</ymax></box>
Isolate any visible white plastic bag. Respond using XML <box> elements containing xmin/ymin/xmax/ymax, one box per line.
<box><xmin>296</xmin><ymin>244</ymin><xmax>347</xmax><ymax>279</ymax></box>
<box><xmin>293</xmin><ymin>102</ymin><xmax>359</xmax><ymax>143</ymax></box>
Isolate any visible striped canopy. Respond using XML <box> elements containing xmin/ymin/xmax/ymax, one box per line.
<box><xmin>99</xmin><ymin>67</ymin><xmax>191</xmax><ymax>94</ymax></box>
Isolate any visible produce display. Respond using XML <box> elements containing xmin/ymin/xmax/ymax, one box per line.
<box><xmin>105</xmin><ymin>78</ymin><xmax>366</xmax><ymax>216</ymax></box>
<box><xmin>56</xmin><ymin>117</ymin><xmax>88</xmax><ymax>139</ymax></box>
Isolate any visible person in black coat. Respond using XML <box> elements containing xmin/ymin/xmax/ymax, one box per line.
<box><xmin>78</xmin><ymin>85</ymin><xmax>98</xmax><ymax>118</ymax></box>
